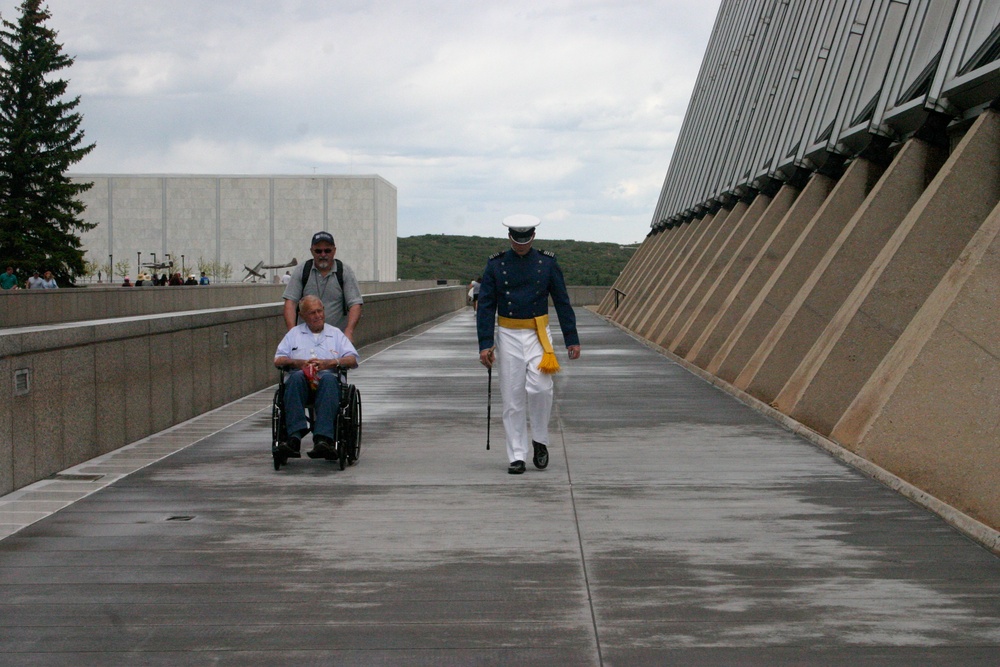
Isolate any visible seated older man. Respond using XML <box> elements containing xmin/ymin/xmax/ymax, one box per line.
<box><xmin>274</xmin><ymin>295</ymin><xmax>359</xmax><ymax>459</ymax></box>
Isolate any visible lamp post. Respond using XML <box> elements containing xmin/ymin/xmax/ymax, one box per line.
<box><xmin>109</xmin><ymin>254</ymin><xmax>114</xmax><ymax>284</ymax></box>
<box><xmin>181</xmin><ymin>255</ymin><xmax>185</xmax><ymax>275</ymax></box>
<box><xmin>136</xmin><ymin>251</ymin><xmax>141</xmax><ymax>276</ymax></box>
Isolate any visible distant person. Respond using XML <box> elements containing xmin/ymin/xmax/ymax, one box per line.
<box><xmin>468</xmin><ymin>276</ymin><xmax>481</xmax><ymax>310</ymax></box>
<box><xmin>27</xmin><ymin>271</ymin><xmax>43</xmax><ymax>289</ymax></box>
<box><xmin>199</xmin><ymin>272</ymin><xmax>210</xmax><ymax>285</ymax></box>
<box><xmin>281</xmin><ymin>270</ymin><xmax>292</xmax><ymax>285</ymax></box>
<box><xmin>169</xmin><ymin>272</ymin><xmax>183</xmax><ymax>286</ymax></box>
<box><xmin>122</xmin><ymin>277</ymin><xmax>133</xmax><ymax>287</ymax></box>
<box><xmin>135</xmin><ymin>274</ymin><xmax>145</xmax><ymax>287</ymax></box>
<box><xmin>185</xmin><ymin>274</ymin><xmax>198</xmax><ymax>285</ymax></box>
<box><xmin>39</xmin><ymin>270</ymin><xmax>58</xmax><ymax>289</ymax></box>
<box><xmin>282</xmin><ymin>231</ymin><xmax>363</xmax><ymax>343</ymax></box>
<box><xmin>159</xmin><ymin>273</ymin><xmax>169</xmax><ymax>286</ymax></box>
<box><xmin>1</xmin><ymin>266</ymin><xmax>17</xmax><ymax>290</ymax></box>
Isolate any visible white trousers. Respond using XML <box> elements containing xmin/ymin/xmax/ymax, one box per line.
<box><xmin>496</xmin><ymin>325</ymin><xmax>553</xmax><ymax>464</ymax></box>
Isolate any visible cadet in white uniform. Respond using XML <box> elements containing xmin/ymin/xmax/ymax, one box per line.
<box><xmin>477</xmin><ymin>215</ymin><xmax>581</xmax><ymax>474</ymax></box>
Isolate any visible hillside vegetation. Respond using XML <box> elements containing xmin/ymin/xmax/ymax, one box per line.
<box><xmin>398</xmin><ymin>235</ymin><xmax>638</xmax><ymax>286</ymax></box>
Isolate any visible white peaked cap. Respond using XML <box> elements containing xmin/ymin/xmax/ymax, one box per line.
<box><xmin>502</xmin><ymin>214</ymin><xmax>541</xmax><ymax>231</ymax></box>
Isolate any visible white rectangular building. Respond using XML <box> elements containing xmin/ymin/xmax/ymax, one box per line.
<box><xmin>73</xmin><ymin>174</ymin><xmax>397</xmax><ymax>282</ymax></box>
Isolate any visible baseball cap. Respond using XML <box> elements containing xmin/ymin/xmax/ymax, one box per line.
<box><xmin>311</xmin><ymin>231</ymin><xmax>335</xmax><ymax>246</ymax></box>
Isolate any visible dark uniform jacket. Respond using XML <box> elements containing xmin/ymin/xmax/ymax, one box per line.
<box><xmin>477</xmin><ymin>247</ymin><xmax>579</xmax><ymax>351</ymax></box>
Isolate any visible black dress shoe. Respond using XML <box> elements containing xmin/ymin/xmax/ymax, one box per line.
<box><xmin>532</xmin><ymin>441</ymin><xmax>549</xmax><ymax>469</ymax></box>
<box><xmin>278</xmin><ymin>435</ymin><xmax>301</xmax><ymax>457</ymax></box>
<box><xmin>307</xmin><ymin>437</ymin><xmax>334</xmax><ymax>459</ymax></box>
<box><xmin>508</xmin><ymin>460</ymin><xmax>526</xmax><ymax>475</ymax></box>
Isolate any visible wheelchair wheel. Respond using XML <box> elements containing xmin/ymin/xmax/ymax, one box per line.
<box><xmin>271</xmin><ymin>386</ymin><xmax>288</xmax><ymax>470</ymax></box>
<box><xmin>344</xmin><ymin>386</ymin><xmax>362</xmax><ymax>465</ymax></box>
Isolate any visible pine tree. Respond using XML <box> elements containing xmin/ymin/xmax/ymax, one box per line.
<box><xmin>0</xmin><ymin>0</ymin><xmax>94</xmax><ymax>286</ymax></box>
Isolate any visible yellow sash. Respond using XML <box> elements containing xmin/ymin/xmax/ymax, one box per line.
<box><xmin>497</xmin><ymin>314</ymin><xmax>560</xmax><ymax>374</ymax></box>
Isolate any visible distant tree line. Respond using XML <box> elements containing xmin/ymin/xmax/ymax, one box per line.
<box><xmin>398</xmin><ymin>234</ymin><xmax>639</xmax><ymax>286</ymax></box>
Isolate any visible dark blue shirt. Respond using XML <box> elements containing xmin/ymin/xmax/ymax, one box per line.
<box><xmin>477</xmin><ymin>247</ymin><xmax>579</xmax><ymax>351</ymax></box>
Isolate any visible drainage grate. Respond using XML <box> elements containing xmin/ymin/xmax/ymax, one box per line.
<box><xmin>50</xmin><ymin>473</ymin><xmax>104</xmax><ymax>481</ymax></box>
<box><xmin>14</xmin><ymin>368</ymin><xmax>30</xmax><ymax>396</ymax></box>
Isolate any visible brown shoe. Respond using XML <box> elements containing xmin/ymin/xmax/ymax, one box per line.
<box><xmin>307</xmin><ymin>436</ymin><xmax>334</xmax><ymax>459</ymax></box>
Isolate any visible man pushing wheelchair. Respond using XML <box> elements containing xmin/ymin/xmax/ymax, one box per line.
<box><xmin>274</xmin><ymin>295</ymin><xmax>359</xmax><ymax>460</ymax></box>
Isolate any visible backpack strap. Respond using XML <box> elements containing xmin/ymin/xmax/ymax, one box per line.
<box><xmin>300</xmin><ymin>258</ymin><xmax>347</xmax><ymax>316</ymax></box>
<box><xmin>300</xmin><ymin>259</ymin><xmax>313</xmax><ymax>290</ymax></box>
<box><xmin>335</xmin><ymin>259</ymin><xmax>345</xmax><ymax>315</ymax></box>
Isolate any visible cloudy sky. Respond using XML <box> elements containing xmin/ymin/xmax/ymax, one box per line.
<box><xmin>1</xmin><ymin>0</ymin><xmax>721</xmax><ymax>244</ymax></box>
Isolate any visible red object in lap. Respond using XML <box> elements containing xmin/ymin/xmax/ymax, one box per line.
<box><xmin>303</xmin><ymin>363</ymin><xmax>319</xmax><ymax>389</ymax></box>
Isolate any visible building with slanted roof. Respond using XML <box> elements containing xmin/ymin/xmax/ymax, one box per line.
<box><xmin>601</xmin><ymin>0</ymin><xmax>1000</xmax><ymax>533</ymax></box>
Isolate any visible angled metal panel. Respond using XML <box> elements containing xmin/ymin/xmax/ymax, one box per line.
<box><xmin>724</xmin><ymin>0</ymin><xmax>801</xmax><ymax>193</ymax></box>
<box><xmin>882</xmin><ymin>0</ymin><xmax>960</xmax><ymax>133</ymax></box>
<box><xmin>751</xmin><ymin>0</ymin><xmax>824</xmax><ymax>183</ymax></box>
<box><xmin>706</xmin><ymin>0</ymin><xmax>786</xmax><ymax>199</ymax></box>
<box><xmin>681</xmin><ymin>0</ymin><xmax>770</xmax><ymax>209</ymax></box>
<box><xmin>868</xmin><ymin>0</ymin><xmax>936</xmax><ymax>139</ymax></box>
<box><xmin>834</xmin><ymin>0</ymin><xmax>912</xmax><ymax>153</ymax></box>
<box><xmin>654</xmin><ymin>0</ymin><xmax>730</xmax><ymax>219</ymax></box>
<box><xmin>659</xmin><ymin>0</ymin><xmax>765</xmax><ymax>219</ymax></box>
<box><xmin>649</xmin><ymin>0</ymin><xmax>1000</xmax><ymax>227</ymax></box>
<box><xmin>801</xmin><ymin>0</ymin><xmax>875</xmax><ymax>165</ymax></box>
<box><xmin>664</xmin><ymin>0</ymin><xmax>749</xmax><ymax>217</ymax></box>
<box><xmin>935</xmin><ymin>0</ymin><xmax>1000</xmax><ymax>112</ymax></box>
<box><xmin>776</xmin><ymin>1</ymin><xmax>855</xmax><ymax>172</ymax></box>
<box><xmin>655</xmin><ymin>0</ymin><xmax>745</xmax><ymax>221</ymax></box>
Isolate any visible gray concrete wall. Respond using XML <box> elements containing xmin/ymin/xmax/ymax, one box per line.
<box><xmin>566</xmin><ymin>286</ymin><xmax>609</xmax><ymax>308</ymax></box>
<box><xmin>0</xmin><ymin>280</ymin><xmax>456</xmax><ymax>329</ymax></box>
<box><xmin>0</xmin><ymin>286</ymin><xmax>466</xmax><ymax>495</ymax></box>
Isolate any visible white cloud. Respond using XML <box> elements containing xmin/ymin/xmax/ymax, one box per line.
<box><xmin>0</xmin><ymin>0</ymin><xmax>721</xmax><ymax>243</ymax></box>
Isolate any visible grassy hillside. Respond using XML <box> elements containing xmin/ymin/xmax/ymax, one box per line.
<box><xmin>398</xmin><ymin>235</ymin><xmax>638</xmax><ymax>286</ymax></box>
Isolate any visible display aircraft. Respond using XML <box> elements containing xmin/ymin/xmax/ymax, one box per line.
<box><xmin>242</xmin><ymin>258</ymin><xmax>298</xmax><ymax>283</ymax></box>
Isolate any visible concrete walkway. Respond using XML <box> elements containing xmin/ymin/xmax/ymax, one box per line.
<box><xmin>2</xmin><ymin>309</ymin><xmax>999</xmax><ymax>665</ymax></box>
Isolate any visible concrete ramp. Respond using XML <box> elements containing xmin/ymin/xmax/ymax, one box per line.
<box><xmin>1</xmin><ymin>310</ymin><xmax>998</xmax><ymax>664</ymax></box>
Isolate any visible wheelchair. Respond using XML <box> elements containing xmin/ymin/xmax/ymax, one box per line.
<box><xmin>271</xmin><ymin>368</ymin><xmax>362</xmax><ymax>471</ymax></box>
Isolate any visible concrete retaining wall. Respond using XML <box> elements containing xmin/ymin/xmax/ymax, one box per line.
<box><xmin>1</xmin><ymin>281</ymin><xmax>602</xmax><ymax>329</ymax></box>
<box><xmin>0</xmin><ymin>280</ymin><xmax>456</xmax><ymax>329</ymax></box>
<box><xmin>0</xmin><ymin>286</ymin><xmax>466</xmax><ymax>495</ymax></box>
<box><xmin>602</xmin><ymin>109</ymin><xmax>1000</xmax><ymax>532</ymax></box>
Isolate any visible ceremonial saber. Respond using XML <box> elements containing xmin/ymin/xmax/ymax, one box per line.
<box><xmin>486</xmin><ymin>366</ymin><xmax>492</xmax><ymax>450</ymax></box>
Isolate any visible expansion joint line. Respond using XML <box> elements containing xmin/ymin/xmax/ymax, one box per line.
<box><xmin>558</xmin><ymin>410</ymin><xmax>604</xmax><ymax>666</ymax></box>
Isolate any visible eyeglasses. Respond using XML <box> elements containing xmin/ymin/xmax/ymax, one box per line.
<box><xmin>312</xmin><ymin>248</ymin><xmax>334</xmax><ymax>254</ymax></box>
